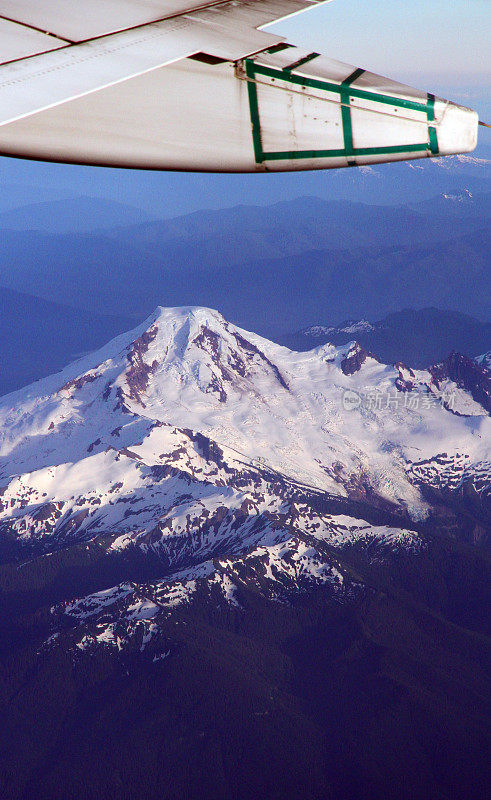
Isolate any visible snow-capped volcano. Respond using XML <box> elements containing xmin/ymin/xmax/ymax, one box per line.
<box><xmin>2</xmin><ymin>305</ymin><xmax>488</xmax><ymax>497</ymax></box>
<box><xmin>0</xmin><ymin>306</ymin><xmax>489</xmax><ymax>656</ymax></box>
<box><xmin>1</xmin><ymin>307</ymin><xmax>489</xmax><ymax>800</ymax></box>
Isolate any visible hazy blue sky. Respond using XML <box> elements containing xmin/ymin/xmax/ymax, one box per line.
<box><xmin>270</xmin><ymin>0</ymin><xmax>489</xmax><ymax>86</ymax></box>
<box><xmin>0</xmin><ymin>0</ymin><xmax>488</xmax><ymax>219</ymax></box>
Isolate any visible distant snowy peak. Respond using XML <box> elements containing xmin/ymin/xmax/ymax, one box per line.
<box><xmin>358</xmin><ymin>153</ymin><xmax>489</xmax><ymax>177</ymax></box>
<box><xmin>453</xmin><ymin>154</ymin><xmax>489</xmax><ymax>166</ymax></box>
<box><xmin>302</xmin><ymin>324</ymin><xmax>336</xmax><ymax>337</ymax></box>
<box><xmin>302</xmin><ymin>319</ymin><xmax>374</xmax><ymax>339</ymax></box>
<box><xmin>285</xmin><ymin>309</ymin><xmax>491</xmax><ymax>372</ymax></box>
<box><xmin>339</xmin><ymin>320</ymin><xmax>375</xmax><ymax>334</ymax></box>
<box><xmin>433</xmin><ymin>154</ymin><xmax>490</xmax><ymax>170</ymax></box>
<box><xmin>442</xmin><ymin>188</ymin><xmax>473</xmax><ymax>202</ymax></box>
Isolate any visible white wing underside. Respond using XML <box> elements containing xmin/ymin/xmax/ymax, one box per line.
<box><xmin>0</xmin><ymin>0</ymin><xmax>479</xmax><ymax>171</ymax></box>
<box><xmin>0</xmin><ymin>0</ymin><xmax>324</xmax><ymax>125</ymax></box>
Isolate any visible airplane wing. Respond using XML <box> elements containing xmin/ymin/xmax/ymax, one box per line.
<box><xmin>0</xmin><ymin>0</ymin><xmax>479</xmax><ymax>171</ymax></box>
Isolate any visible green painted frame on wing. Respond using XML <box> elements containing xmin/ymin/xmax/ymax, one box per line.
<box><xmin>244</xmin><ymin>54</ymin><xmax>440</xmax><ymax>166</ymax></box>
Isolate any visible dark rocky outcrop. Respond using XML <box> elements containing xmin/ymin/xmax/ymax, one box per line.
<box><xmin>430</xmin><ymin>352</ymin><xmax>491</xmax><ymax>413</ymax></box>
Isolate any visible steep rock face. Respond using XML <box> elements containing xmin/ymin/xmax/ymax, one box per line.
<box><xmin>394</xmin><ymin>362</ymin><xmax>416</xmax><ymax>391</ymax></box>
<box><xmin>430</xmin><ymin>351</ymin><xmax>491</xmax><ymax>413</ymax></box>
<box><xmin>340</xmin><ymin>342</ymin><xmax>376</xmax><ymax>375</ymax></box>
<box><xmin>125</xmin><ymin>325</ymin><xmax>159</xmax><ymax>406</ymax></box>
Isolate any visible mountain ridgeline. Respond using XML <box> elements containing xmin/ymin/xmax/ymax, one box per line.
<box><xmin>1</xmin><ymin>155</ymin><xmax>489</xmax><ymax>341</ymax></box>
<box><xmin>0</xmin><ymin>307</ymin><xmax>489</xmax><ymax>800</ymax></box>
<box><xmin>282</xmin><ymin>308</ymin><xmax>491</xmax><ymax>369</ymax></box>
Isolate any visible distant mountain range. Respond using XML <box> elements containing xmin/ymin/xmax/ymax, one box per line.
<box><xmin>0</xmin><ymin>307</ymin><xmax>489</xmax><ymax>800</ymax></box>
<box><xmin>0</xmin><ymin>148</ymin><xmax>489</xmax><ymax>216</ymax></box>
<box><xmin>282</xmin><ymin>308</ymin><xmax>491</xmax><ymax>369</ymax></box>
<box><xmin>0</xmin><ymin>190</ymin><xmax>489</xmax><ymax>338</ymax></box>
<box><xmin>0</xmin><ymin>196</ymin><xmax>158</xmax><ymax>235</ymax></box>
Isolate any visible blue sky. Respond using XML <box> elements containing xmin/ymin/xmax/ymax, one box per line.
<box><xmin>271</xmin><ymin>0</ymin><xmax>489</xmax><ymax>84</ymax></box>
<box><xmin>0</xmin><ymin>0</ymin><xmax>489</xmax><ymax>219</ymax></box>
